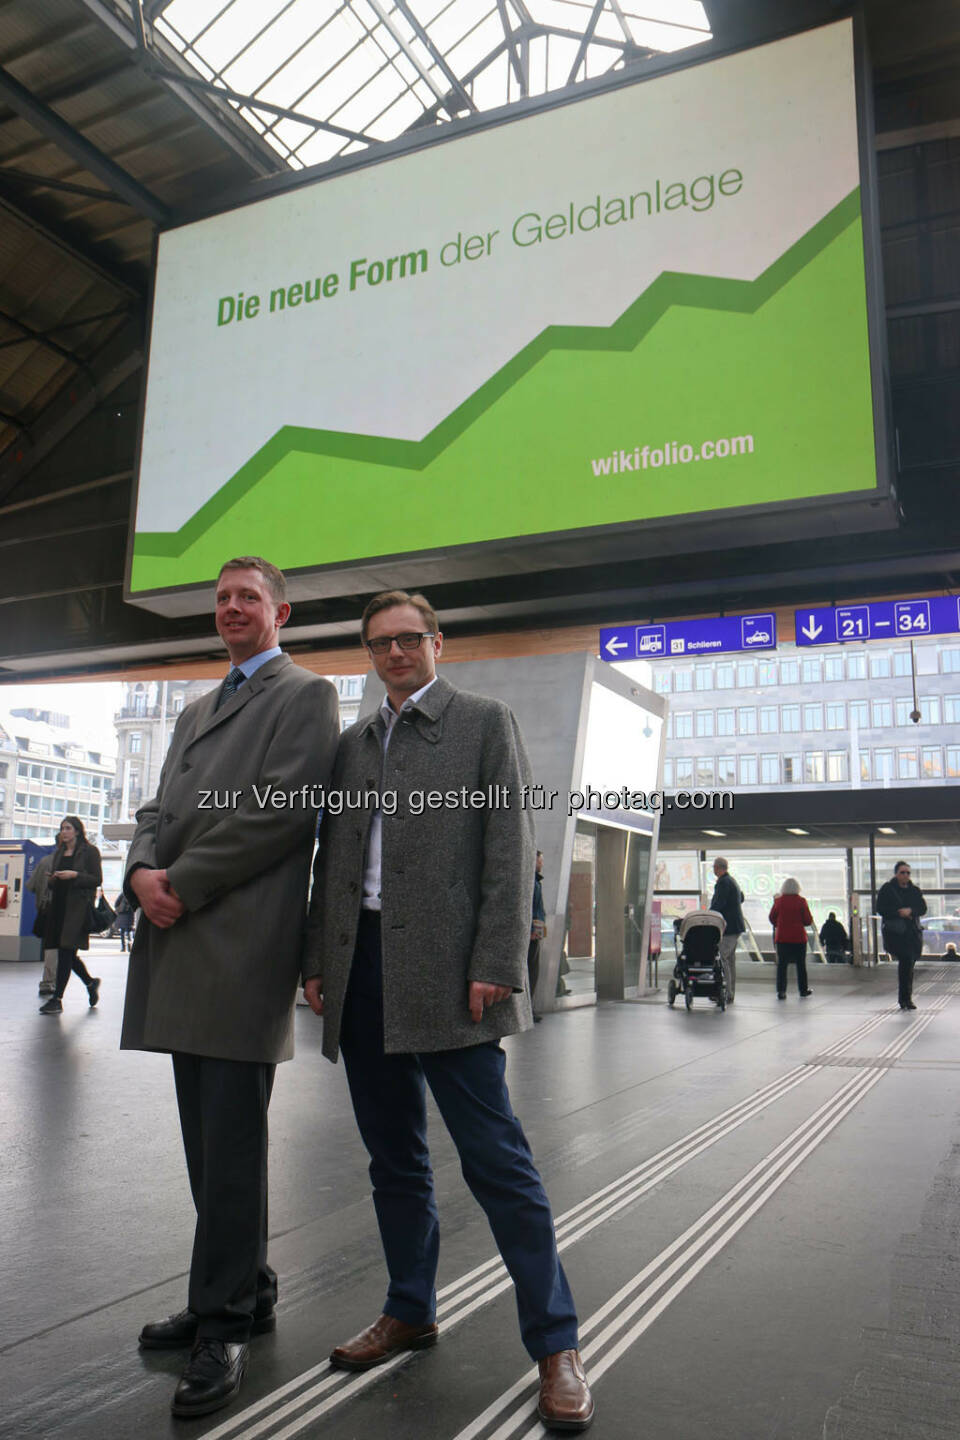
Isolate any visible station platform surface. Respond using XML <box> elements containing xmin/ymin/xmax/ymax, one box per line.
<box><xmin>4</xmin><ymin>946</ymin><xmax>960</xmax><ymax>1440</ymax></box>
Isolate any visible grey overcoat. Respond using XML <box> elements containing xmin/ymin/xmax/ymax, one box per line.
<box><xmin>121</xmin><ymin>655</ymin><xmax>339</xmax><ymax>1064</ymax></box>
<box><xmin>302</xmin><ymin>674</ymin><xmax>535</xmax><ymax>1061</ymax></box>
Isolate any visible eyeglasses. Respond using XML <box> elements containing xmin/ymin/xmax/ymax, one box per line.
<box><xmin>366</xmin><ymin>631</ymin><xmax>435</xmax><ymax>656</ymax></box>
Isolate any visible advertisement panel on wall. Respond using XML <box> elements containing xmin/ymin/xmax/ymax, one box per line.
<box><xmin>127</xmin><ymin>18</ymin><xmax>887</xmax><ymax>612</ymax></box>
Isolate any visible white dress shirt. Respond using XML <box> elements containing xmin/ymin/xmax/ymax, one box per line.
<box><xmin>362</xmin><ymin>678</ymin><xmax>436</xmax><ymax>910</ymax></box>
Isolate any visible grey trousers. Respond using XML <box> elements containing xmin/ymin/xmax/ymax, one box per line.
<box><xmin>719</xmin><ymin>934</ymin><xmax>739</xmax><ymax>999</ymax></box>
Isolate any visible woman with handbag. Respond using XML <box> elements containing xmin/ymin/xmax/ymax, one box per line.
<box><xmin>38</xmin><ymin>816</ymin><xmax>103</xmax><ymax>1015</ymax></box>
<box><xmin>876</xmin><ymin>861</ymin><xmax>927</xmax><ymax>1010</ymax></box>
<box><xmin>769</xmin><ymin>878</ymin><xmax>814</xmax><ymax>1000</ymax></box>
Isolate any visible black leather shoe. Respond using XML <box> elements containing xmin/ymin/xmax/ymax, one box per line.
<box><xmin>140</xmin><ymin>1306</ymin><xmax>275</xmax><ymax>1349</ymax></box>
<box><xmin>87</xmin><ymin>977</ymin><xmax>101</xmax><ymax>1007</ymax></box>
<box><xmin>39</xmin><ymin>997</ymin><xmax>62</xmax><ymax>1014</ymax></box>
<box><xmin>171</xmin><ymin>1339</ymin><xmax>247</xmax><ymax>1418</ymax></box>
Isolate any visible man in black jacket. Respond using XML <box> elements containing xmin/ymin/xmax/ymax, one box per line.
<box><xmin>876</xmin><ymin>861</ymin><xmax>926</xmax><ymax>1009</ymax></box>
<box><xmin>819</xmin><ymin>912</ymin><xmax>849</xmax><ymax>964</ymax></box>
<box><xmin>710</xmin><ymin>857</ymin><xmax>745</xmax><ymax>1002</ymax></box>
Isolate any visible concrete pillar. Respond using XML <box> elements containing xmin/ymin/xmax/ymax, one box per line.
<box><xmin>596</xmin><ymin>826</ymin><xmax>627</xmax><ymax>1000</ymax></box>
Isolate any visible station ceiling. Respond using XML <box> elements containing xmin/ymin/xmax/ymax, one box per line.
<box><xmin>0</xmin><ymin>0</ymin><xmax>959</xmax><ymax>678</ymax></box>
<box><xmin>658</xmin><ymin>783</ymin><xmax>960</xmax><ymax>852</ymax></box>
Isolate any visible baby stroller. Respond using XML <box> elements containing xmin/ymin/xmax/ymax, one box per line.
<box><xmin>668</xmin><ymin>910</ymin><xmax>727</xmax><ymax>1011</ymax></box>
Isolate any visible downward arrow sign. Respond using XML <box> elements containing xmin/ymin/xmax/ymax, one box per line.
<box><xmin>801</xmin><ymin>615</ymin><xmax>823</xmax><ymax>641</ymax></box>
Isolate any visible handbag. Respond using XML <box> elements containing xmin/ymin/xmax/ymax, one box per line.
<box><xmin>87</xmin><ymin>893</ymin><xmax>116</xmax><ymax>934</ymax></box>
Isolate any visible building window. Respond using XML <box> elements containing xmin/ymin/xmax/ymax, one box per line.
<box><xmin>783</xmin><ymin>754</ymin><xmax>801</xmax><ymax>784</ymax></box>
<box><xmin>737</xmin><ymin>662</ymin><xmax>756</xmax><ymax>687</ymax></box>
<box><xmin>860</xmin><ymin>751</ymin><xmax>871</xmax><ymax>781</ymax></box>
<box><xmin>716</xmin><ymin>709</ymin><xmax>735</xmax><ymax>736</ymax></box>
<box><xmin>892</xmin><ymin>651</ymin><xmax>912</xmax><ymax>676</ymax></box>
<box><xmin>675</xmin><ymin>758</ymin><xmax>694</xmax><ymax>787</ymax></box>
<box><xmin>802</xmin><ymin>704</ymin><xmax>823</xmax><ymax>731</ymax></box>
<box><xmin>921</xmin><ymin>746</ymin><xmax>943</xmax><ymax>777</ymax></box>
<box><xmin>824</xmin><ymin>655</ymin><xmax>844</xmax><ymax>682</ymax></box>
<box><xmin>758</xmin><ymin>661</ymin><xmax>778</xmax><ymax>686</ymax></box>
<box><xmin>942</xmin><ymin>649</ymin><xmax>960</xmax><ymax>673</ymax></box>
<box><xmin>654</xmin><ymin>671</ymin><xmax>671</xmax><ymax>695</ymax></box>
<box><xmin>874</xmin><ymin>748</ymin><xmax>894</xmax><ymax>780</ymax></box>
<box><xmin>920</xmin><ymin>696</ymin><xmax>941</xmax><ymax>725</ymax></box>
<box><xmin>718</xmin><ymin>756</ymin><xmax>736</xmax><ymax>785</ymax></box>
<box><xmin>945</xmin><ymin>695</ymin><xmax>960</xmax><ymax>723</ymax></box>
<box><xmin>895</xmin><ymin>698</ymin><xmax>912</xmax><ymax>726</ymax></box>
<box><xmin>739</xmin><ymin>754</ymin><xmax>758</xmax><ymax>785</ymax></box>
<box><xmin>696</xmin><ymin>757</ymin><xmax>715</xmax><ymax>786</ymax></box>
<box><xmin>674</xmin><ymin>670</ymin><xmax>693</xmax><ymax>692</ymax></box>
<box><xmin>663</xmin><ymin>758</ymin><xmax>674</xmax><ymax>787</ymax></box>
<box><xmin>847</xmin><ymin>653</ymin><xmax>867</xmax><ymax>680</ymax></box>
<box><xmin>674</xmin><ymin>712</ymin><xmax>693</xmax><ymax>739</ymax></box>
<box><xmin>872</xmin><ymin>699</ymin><xmax>892</xmax><ymax>728</ymax></box>
<box><xmin>804</xmin><ymin>751</ymin><xmax>824</xmax><ymax>783</ymax></box>
<box><xmin>695</xmin><ymin>666</ymin><xmax>713</xmax><ymax>691</ymax></box>
<box><xmin>172</xmin><ymin>690</ymin><xmax>186</xmax><ymax>712</ymax></box>
<box><xmin>760</xmin><ymin>706</ymin><xmax>778</xmax><ymax>734</ymax></box>
<box><xmin>781</xmin><ymin>705</ymin><xmax>801</xmax><ymax>732</ymax></box>
<box><xmin>780</xmin><ymin>660</ymin><xmax>799</xmax><ymax>684</ymax></box>
<box><xmin>826</xmin><ymin>702</ymin><xmax>845</xmax><ymax>730</ymax></box>
<box><xmin>15</xmin><ymin>791</ymin><xmax>27</xmax><ymax>809</ymax></box>
<box><xmin>869</xmin><ymin>653</ymin><xmax>891</xmax><ymax>679</ymax></box>
<box><xmin>801</xmin><ymin>657</ymin><xmax>821</xmax><ymax>683</ymax></box>
<box><xmin>947</xmin><ymin>747</ymin><xmax>960</xmax><ymax>778</ymax></box>
<box><xmin>827</xmin><ymin>750</ymin><xmax>848</xmax><ymax>783</ymax></box>
<box><xmin>897</xmin><ymin>748</ymin><xmax>919</xmax><ymax>780</ymax></box>
<box><xmin>129</xmin><ymin>733</ymin><xmax>142</xmax><ymax>754</ymax></box>
<box><xmin>716</xmin><ymin>665</ymin><xmax>735</xmax><ymax>689</ymax></box>
<box><xmin>760</xmin><ymin>753</ymin><xmax>779</xmax><ymax>784</ymax></box>
<box><xmin>849</xmin><ymin>700</ymin><xmax>869</xmax><ymax>729</ymax></box>
<box><xmin>696</xmin><ymin>710</ymin><xmax>714</xmax><ymax>738</ymax></box>
<box><xmin>738</xmin><ymin>707</ymin><xmax>757</xmax><ymax>735</ymax></box>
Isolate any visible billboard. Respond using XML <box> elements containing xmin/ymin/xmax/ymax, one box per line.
<box><xmin>127</xmin><ymin>18</ymin><xmax>886</xmax><ymax>611</ymax></box>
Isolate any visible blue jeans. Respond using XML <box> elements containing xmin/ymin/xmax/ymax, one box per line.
<box><xmin>339</xmin><ymin>913</ymin><xmax>578</xmax><ymax>1359</ymax></box>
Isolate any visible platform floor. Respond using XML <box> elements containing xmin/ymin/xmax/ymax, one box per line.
<box><xmin>3</xmin><ymin>948</ymin><xmax>960</xmax><ymax>1440</ymax></box>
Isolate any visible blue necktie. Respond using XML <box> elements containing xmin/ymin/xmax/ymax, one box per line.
<box><xmin>216</xmin><ymin>666</ymin><xmax>245</xmax><ymax>710</ymax></box>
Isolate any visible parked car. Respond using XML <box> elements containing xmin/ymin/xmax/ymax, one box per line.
<box><xmin>919</xmin><ymin>915</ymin><xmax>960</xmax><ymax>957</ymax></box>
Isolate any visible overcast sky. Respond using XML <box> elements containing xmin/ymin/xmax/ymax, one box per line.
<box><xmin>0</xmin><ymin>682</ymin><xmax>124</xmax><ymax>758</ymax></box>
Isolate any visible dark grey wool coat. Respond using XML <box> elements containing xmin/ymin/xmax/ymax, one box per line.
<box><xmin>120</xmin><ymin>655</ymin><xmax>339</xmax><ymax>1064</ymax></box>
<box><xmin>46</xmin><ymin>840</ymin><xmax>102</xmax><ymax>950</ymax></box>
<box><xmin>302</xmin><ymin>674</ymin><xmax>536</xmax><ymax>1061</ymax></box>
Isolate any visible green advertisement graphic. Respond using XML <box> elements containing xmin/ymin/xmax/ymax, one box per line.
<box><xmin>131</xmin><ymin>189</ymin><xmax>874</xmax><ymax>595</ymax></box>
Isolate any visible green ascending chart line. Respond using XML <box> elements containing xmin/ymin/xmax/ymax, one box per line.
<box><xmin>135</xmin><ymin>187</ymin><xmax>861</xmax><ymax>561</ymax></box>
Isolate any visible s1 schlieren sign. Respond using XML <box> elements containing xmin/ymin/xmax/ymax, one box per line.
<box><xmin>601</xmin><ymin>613</ymin><xmax>776</xmax><ymax>661</ymax></box>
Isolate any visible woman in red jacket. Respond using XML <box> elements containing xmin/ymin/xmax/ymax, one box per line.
<box><xmin>769</xmin><ymin>878</ymin><xmax>814</xmax><ymax>1000</ymax></box>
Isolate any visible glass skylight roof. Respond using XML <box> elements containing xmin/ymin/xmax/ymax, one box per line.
<box><xmin>155</xmin><ymin>1</ymin><xmax>711</xmax><ymax>170</ymax></box>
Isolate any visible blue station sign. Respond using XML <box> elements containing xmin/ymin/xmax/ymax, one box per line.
<box><xmin>601</xmin><ymin>613</ymin><xmax>777</xmax><ymax>662</ymax></box>
<box><xmin>794</xmin><ymin>597</ymin><xmax>960</xmax><ymax>647</ymax></box>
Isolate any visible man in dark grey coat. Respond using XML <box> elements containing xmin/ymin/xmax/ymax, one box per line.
<box><xmin>122</xmin><ymin>557</ymin><xmax>339</xmax><ymax>1420</ymax></box>
<box><xmin>302</xmin><ymin>590</ymin><xmax>594</xmax><ymax>1432</ymax></box>
<box><xmin>710</xmin><ymin>856</ymin><xmax>745</xmax><ymax>1002</ymax></box>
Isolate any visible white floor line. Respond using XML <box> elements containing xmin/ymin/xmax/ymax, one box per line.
<box><xmin>218</xmin><ymin>998</ymin><xmax>936</xmax><ymax>1440</ymax></box>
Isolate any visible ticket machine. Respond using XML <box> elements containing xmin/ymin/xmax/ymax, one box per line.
<box><xmin>0</xmin><ymin>840</ymin><xmax>54</xmax><ymax>963</ymax></box>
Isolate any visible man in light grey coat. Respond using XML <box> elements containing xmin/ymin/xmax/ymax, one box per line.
<box><xmin>122</xmin><ymin>557</ymin><xmax>339</xmax><ymax>1421</ymax></box>
<box><xmin>302</xmin><ymin>590</ymin><xmax>594</xmax><ymax>1432</ymax></box>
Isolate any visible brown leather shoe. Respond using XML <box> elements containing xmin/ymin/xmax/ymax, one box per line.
<box><xmin>329</xmin><ymin>1313</ymin><xmax>438</xmax><ymax>1371</ymax></box>
<box><xmin>537</xmin><ymin>1349</ymin><xmax>595</xmax><ymax>1431</ymax></box>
